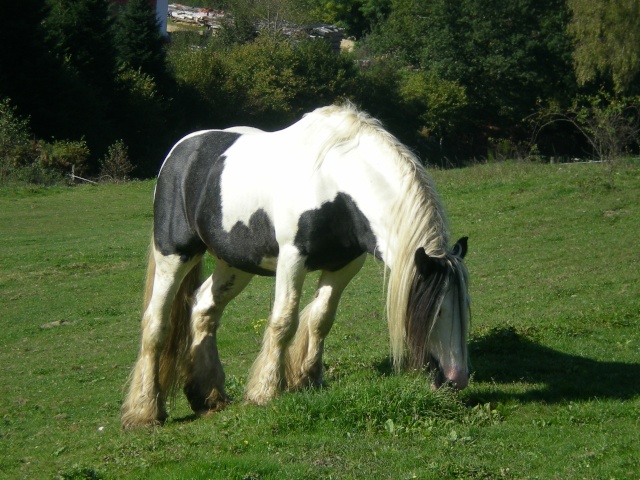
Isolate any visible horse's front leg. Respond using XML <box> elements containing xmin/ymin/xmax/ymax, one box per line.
<box><xmin>286</xmin><ymin>254</ymin><xmax>366</xmax><ymax>389</ymax></box>
<box><xmin>245</xmin><ymin>246</ymin><xmax>306</xmax><ymax>405</ymax></box>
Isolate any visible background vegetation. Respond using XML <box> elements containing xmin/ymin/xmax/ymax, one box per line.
<box><xmin>1</xmin><ymin>0</ymin><xmax>639</xmax><ymax>182</ymax></box>
<box><xmin>0</xmin><ymin>160</ymin><xmax>638</xmax><ymax>478</ymax></box>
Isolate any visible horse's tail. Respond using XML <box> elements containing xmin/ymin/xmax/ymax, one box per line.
<box><xmin>142</xmin><ymin>234</ymin><xmax>203</xmax><ymax>398</ymax></box>
<box><xmin>141</xmin><ymin>236</ymin><xmax>157</xmax><ymax>317</ymax></box>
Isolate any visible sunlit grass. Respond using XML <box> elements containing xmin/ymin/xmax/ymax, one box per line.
<box><xmin>0</xmin><ymin>161</ymin><xmax>638</xmax><ymax>479</ymax></box>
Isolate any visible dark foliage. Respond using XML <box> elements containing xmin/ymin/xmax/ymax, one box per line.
<box><xmin>1</xmin><ymin>0</ymin><xmax>635</xmax><ymax>180</ymax></box>
<box><xmin>113</xmin><ymin>0</ymin><xmax>169</xmax><ymax>83</ymax></box>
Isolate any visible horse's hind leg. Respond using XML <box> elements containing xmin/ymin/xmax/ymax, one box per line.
<box><xmin>121</xmin><ymin>251</ymin><xmax>199</xmax><ymax>429</ymax></box>
<box><xmin>184</xmin><ymin>260</ymin><xmax>253</xmax><ymax>415</ymax></box>
<box><xmin>286</xmin><ymin>254</ymin><xmax>366</xmax><ymax>389</ymax></box>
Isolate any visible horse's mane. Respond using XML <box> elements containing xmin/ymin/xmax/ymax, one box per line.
<box><xmin>303</xmin><ymin>103</ymin><xmax>462</xmax><ymax>371</ymax></box>
<box><xmin>382</xmin><ymin>134</ymin><xmax>454</xmax><ymax>371</ymax></box>
<box><xmin>297</xmin><ymin>103</ymin><xmax>380</xmax><ymax>169</ymax></box>
<box><xmin>302</xmin><ymin>104</ymin><xmax>449</xmax><ymax>253</ymax></box>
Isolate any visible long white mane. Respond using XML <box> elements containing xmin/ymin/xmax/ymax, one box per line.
<box><xmin>300</xmin><ymin>103</ymin><xmax>452</xmax><ymax>368</ymax></box>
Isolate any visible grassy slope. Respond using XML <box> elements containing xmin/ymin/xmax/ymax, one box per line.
<box><xmin>0</xmin><ymin>162</ymin><xmax>638</xmax><ymax>479</ymax></box>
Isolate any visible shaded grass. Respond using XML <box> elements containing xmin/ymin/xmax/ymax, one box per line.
<box><xmin>1</xmin><ymin>161</ymin><xmax>638</xmax><ymax>479</ymax></box>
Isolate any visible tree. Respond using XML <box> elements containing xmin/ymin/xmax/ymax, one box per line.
<box><xmin>43</xmin><ymin>0</ymin><xmax>119</xmax><ymax>165</ymax></box>
<box><xmin>113</xmin><ymin>0</ymin><xmax>169</xmax><ymax>84</ymax></box>
<box><xmin>0</xmin><ymin>0</ymin><xmax>65</xmax><ymax>136</ymax></box>
<box><xmin>307</xmin><ymin>0</ymin><xmax>391</xmax><ymax>37</ymax></box>
<box><xmin>224</xmin><ymin>0</ymin><xmax>316</xmax><ymax>33</ymax></box>
<box><xmin>364</xmin><ymin>0</ymin><xmax>575</xmax><ymax>159</ymax></box>
<box><xmin>568</xmin><ymin>0</ymin><xmax>640</xmax><ymax>94</ymax></box>
<box><xmin>45</xmin><ymin>0</ymin><xmax>117</xmax><ymax>90</ymax></box>
<box><xmin>0</xmin><ymin>0</ymin><xmax>46</xmax><ymax>105</ymax></box>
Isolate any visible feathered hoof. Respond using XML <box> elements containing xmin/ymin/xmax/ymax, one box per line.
<box><xmin>120</xmin><ymin>406</ymin><xmax>168</xmax><ymax>430</ymax></box>
<box><xmin>285</xmin><ymin>365</ymin><xmax>324</xmax><ymax>392</ymax></box>
<box><xmin>184</xmin><ymin>384</ymin><xmax>229</xmax><ymax>416</ymax></box>
<box><xmin>244</xmin><ymin>387</ymin><xmax>277</xmax><ymax>406</ymax></box>
<box><xmin>285</xmin><ymin>374</ymin><xmax>309</xmax><ymax>391</ymax></box>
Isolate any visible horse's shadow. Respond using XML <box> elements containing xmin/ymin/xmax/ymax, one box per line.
<box><xmin>465</xmin><ymin>327</ymin><xmax>640</xmax><ymax>404</ymax></box>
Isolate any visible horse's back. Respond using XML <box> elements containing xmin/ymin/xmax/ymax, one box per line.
<box><xmin>153</xmin><ymin>117</ymin><xmax>383</xmax><ymax>275</ymax></box>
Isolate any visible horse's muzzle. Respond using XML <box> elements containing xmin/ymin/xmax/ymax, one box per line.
<box><xmin>429</xmin><ymin>356</ymin><xmax>469</xmax><ymax>391</ymax></box>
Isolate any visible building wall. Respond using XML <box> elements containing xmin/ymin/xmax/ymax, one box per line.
<box><xmin>155</xmin><ymin>0</ymin><xmax>168</xmax><ymax>35</ymax></box>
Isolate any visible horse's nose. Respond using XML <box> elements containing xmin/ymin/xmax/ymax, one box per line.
<box><xmin>444</xmin><ymin>368</ymin><xmax>470</xmax><ymax>390</ymax></box>
<box><xmin>445</xmin><ymin>367</ymin><xmax>469</xmax><ymax>390</ymax></box>
<box><xmin>431</xmin><ymin>367</ymin><xmax>469</xmax><ymax>391</ymax></box>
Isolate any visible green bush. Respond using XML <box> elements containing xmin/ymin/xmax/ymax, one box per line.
<box><xmin>290</xmin><ymin>38</ymin><xmax>357</xmax><ymax>110</ymax></box>
<box><xmin>398</xmin><ymin>70</ymin><xmax>468</xmax><ymax>139</ymax></box>
<box><xmin>38</xmin><ymin>139</ymin><xmax>91</xmax><ymax>176</ymax></box>
<box><xmin>0</xmin><ymin>98</ymin><xmax>80</xmax><ymax>185</ymax></box>
<box><xmin>225</xmin><ymin>34</ymin><xmax>302</xmax><ymax>124</ymax></box>
<box><xmin>531</xmin><ymin>92</ymin><xmax>640</xmax><ymax>162</ymax></box>
<box><xmin>167</xmin><ymin>33</ymin><xmax>237</xmax><ymax>127</ymax></box>
<box><xmin>168</xmin><ymin>33</ymin><xmax>358</xmax><ymax>130</ymax></box>
<box><xmin>0</xmin><ymin>98</ymin><xmax>35</xmax><ymax>180</ymax></box>
<box><xmin>99</xmin><ymin>140</ymin><xmax>134</xmax><ymax>182</ymax></box>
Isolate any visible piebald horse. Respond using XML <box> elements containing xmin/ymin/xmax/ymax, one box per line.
<box><xmin>121</xmin><ymin>104</ymin><xmax>470</xmax><ymax>428</ymax></box>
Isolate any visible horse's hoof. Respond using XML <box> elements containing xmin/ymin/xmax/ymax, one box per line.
<box><xmin>184</xmin><ymin>384</ymin><xmax>229</xmax><ymax>415</ymax></box>
<box><xmin>244</xmin><ymin>390</ymin><xmax>275</xmax><ymax>406</ymax></box>
<box><xmin>121</xmin><ymin>415</ymin><xmax>165</xmax><ymax>430</ymax></box>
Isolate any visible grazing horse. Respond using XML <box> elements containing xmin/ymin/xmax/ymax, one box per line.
<box><xmin>121</xmin><ymin>104</ymin><xmax>471</xmax><ymax>428</ymax></box>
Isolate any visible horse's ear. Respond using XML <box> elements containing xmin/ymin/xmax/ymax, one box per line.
<box><xmin>452</xmin><ymin>236</ymin><xmax>468</xmax><ymax>259</ymax></box>
<box><xmin>415</xmin><ymin>247</ymin><xmax>429</xmax><ymax>273</ymax></box>
<box><xmin>415</xmin><ymin>247</ymin><xmax>446</xmax><ymax>274</ymax></box>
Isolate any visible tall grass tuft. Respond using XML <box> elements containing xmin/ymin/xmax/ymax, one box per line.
<box><xmin>266</xmin><ymin>373</ymin><xmax>499</xmax><ymax>436</ymax></box>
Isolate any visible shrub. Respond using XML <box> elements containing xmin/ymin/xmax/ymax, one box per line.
<box><xmin>168</xmin><ymin>33</ymin><xmax>358</xmax><ymax>130</ymax></box>
<box><xmin>531</xmin><ymin>92</ymin><xmax>640</xmax><ymax>162</ymax></box>
<box><xmin>1</xmin><ymin>99</ymin><xmax>80</xmax><ymax>185</ymax></box>
<box><xmin>99</xmin><ymin>140</ymin><xmax>134</xmax><ymax>182</ymax></box>
<box><xmin>0</xmin><ymin>98</ymin><xmax>36</xmax><ymax>181</ymax></box>
<box><xmin>398</xmin><ymin>70</ymin><xmax>468</xmax><ymax>139</ymax></box>
<box><xmin>224</xmin><ymin>33</ymin><xmax>301</xmax><ymax>125</ymax></box>
<box><xmin>38</xmin><ymin>139</ymin><xmax>90</xmax><ymax>176</ymax></box>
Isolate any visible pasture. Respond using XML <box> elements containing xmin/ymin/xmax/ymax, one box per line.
<box><xmin>0</xmin><ymin>161</ymin><xmax>638</xmax><ymax>479</ymax></box>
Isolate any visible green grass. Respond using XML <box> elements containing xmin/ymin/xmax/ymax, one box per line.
<box><xmin>1</xmin><ymin>161</ymin><xmax>638</xmax><ymax>479</ymax></box>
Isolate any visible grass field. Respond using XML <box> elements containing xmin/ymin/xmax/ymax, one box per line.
<box><xmin>1</xmin><ymin>161</ymin><xmax>638</xmax><ymax>479</ymax></box>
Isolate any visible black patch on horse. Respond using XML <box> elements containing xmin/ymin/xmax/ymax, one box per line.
<box><xmin>294</xmin><ymin>192</ymin><xmax>377</xmax><ymax>271</ymax></box>
<box><xmin>213</xmin><ymin>206</ymin><xmax>279</xmax><ymax>275</ymax></box>
<box><xmin>154</xmin><ymin>131</ymin><xmax>279</xmax><ymax>275</ymax></box>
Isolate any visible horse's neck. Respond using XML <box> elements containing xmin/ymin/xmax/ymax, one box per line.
<box><xmin>346</xmin><ymin>137</ymin><xmax>448</xmax><ymax>269</ymax></box>
<box><xmin>277</xmin><ymin>117</ymin><xmax>447</xmax><ymax>269</ymax></box>
<box><xmin>323</xmin><ymin>136</ymin><xmax>417</xmax><ymax>269</ymax></box>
